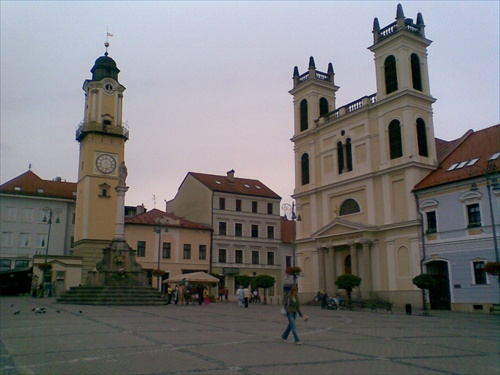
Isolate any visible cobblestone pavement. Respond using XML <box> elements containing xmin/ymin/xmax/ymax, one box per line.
<box><xmin>1</xmin><ymin>296</ymin><xmax>499</xmax><ymax>374</ymax></box>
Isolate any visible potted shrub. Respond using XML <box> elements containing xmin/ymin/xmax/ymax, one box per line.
<box><xmin>285</xmin><ymin>266</ymin><xmax>302</xmax><ymax>276</ymax></box>
<box><xmin>335</xmin><ymin>274</ymin><xmax>361</xmax><ymax>306</ymax></box>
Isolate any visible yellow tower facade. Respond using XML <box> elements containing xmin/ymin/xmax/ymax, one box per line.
<box><xmin>73</xmin><ymin>48</ymin><xmax>129</xmax><ymax>279</ymax></box>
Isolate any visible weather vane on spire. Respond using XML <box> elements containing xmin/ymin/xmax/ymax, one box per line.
<box><xmin>105</xmin><ymin>29</ymin><xmax>113</xmax><ymax>56</ymax></box>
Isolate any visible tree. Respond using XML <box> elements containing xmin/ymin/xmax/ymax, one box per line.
<box><xmin>236</xmin><ymin>275</ymin><xmax>252</xmax><ymax>288</ymax></box>
<box><xmin>251</xmin><ymin>274</ymin><xmax>275</xmax><ymax>305</ymax></box>
<box><xmin>335</xmin><ymin>274</ymin><xmax>361</xmax><ymax>305</ymax></box>
<box><xmin>412</xmin><ymin>273</ymin><xmax>436</xmax><ymax>290</ymax></box>
<box><xmin>412</xmin><ymin>273</ymin><xmax>436</xmax><ymax>315</ymax></box>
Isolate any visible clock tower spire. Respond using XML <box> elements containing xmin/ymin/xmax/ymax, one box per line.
<box><xmin>73</xmin><ymin>42</ymin><xmax>130</xmax><ymax>280</ymax></box>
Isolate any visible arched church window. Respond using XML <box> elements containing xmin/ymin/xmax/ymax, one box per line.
<box><xmin>389</xmin><ymin>120</ymin><xmax>403</xmax><ymax>159</ymax></box>
<box><xmin>416</xmin><ymin>118</ymin><xmax>428</xmax><ymax>157</ymax></box>
<box><xmin>339</xmin><ymin>199</ymin><xmax>360</xmax><ymax>216</ymax></box>
<box><xmin>301</xmin><ymin>153</ymin><xmax>310</xmax><ymax>185</ymax></box>
<box><xmin>300</xmin><ymin>99</ymin><xmax>308</xmax><ymax>131</ymax></box>
<box><xmin>319</xmin><ymin>97</ymin><xmax>329</xmax><ymax>116</ymax></box>
<box><xmin>337</xmin><ymin>138</ymin><xmax>353</xmax><ymax>174</ymax></box>
<box><xmin>384</xmin><ymin>55</ymin><xmax>398</xmax><ymax>94</ymax></box>
<box><xmin>411</xmin><ymin>53</ymin><xmax>422</xmax><ymax>91</ymax></box>
<box><xmin>337</xmin><ymin>141</ymin><xmax>344</xmax><ymax>174</ymax></box>
<box><xmin>346</xmin><ymin>138</ymin><xmax>353</xmax><ymax>171</ymax></box>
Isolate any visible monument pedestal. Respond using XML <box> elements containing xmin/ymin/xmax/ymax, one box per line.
<box><xmin>86</xmin><ymin>239</ymin><xmax>149</xmax><ymax>287</ymax></box>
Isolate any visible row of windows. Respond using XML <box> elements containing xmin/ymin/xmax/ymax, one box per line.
<box><xmin>425</xmin><ymin>203</ymin><xmax>482</xmax><ymax>234</ymax></box>
<box><xmin>0</xmin><ymin>259</ymin><xmax>30</xmax><ymax>272</ymax></box>
<box><xmin>299</xmin><ymin>118</ymin><xmax>429</xmax><ymax>185</ymax></box>
<box><xmin>2</xmin><ymin>207</ymin><xmax>74</xmax><ymax>224</ymax></box>
<box><xmin>2</xmin><ymin>232</ymin><xmax>49</xmax><ymax>248</ymax></box>
<box><xmin>218</xmin><ymin>222</ymin><xmax>275</xmax><ymax>238</ymax></box>
<box><xmin>136</xmin><ymin>241</ymin><xmax>207</xmax><ymax>261</ymax></box>
<box><xmin>219</xmin><ymin>198</ymin><xmax>274</xmax><ymax>215</ymax></box>
<box><xmin>217</xmin><ymin>249</ymin><xmax>276</xmax><ymax>265</ymax></box>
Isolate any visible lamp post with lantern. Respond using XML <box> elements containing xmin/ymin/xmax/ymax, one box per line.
<box><xmin>282</xmin><ymin>201</ymin><xmax>302</xmax><ymax>286</ymax></box>
<box><xmin>153</xmin><ymin>217</ymin><xmax>169</xmax><ymax>291</ymax></box>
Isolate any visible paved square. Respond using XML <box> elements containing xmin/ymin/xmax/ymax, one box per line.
<box><xmin>1</xmin><ymin>297</ymin><xmax>498</xmax><ymax>374</ymax></box>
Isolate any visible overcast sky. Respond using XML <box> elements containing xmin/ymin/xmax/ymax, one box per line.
<box><xmin>1</xmin><ymin>1</ymin><xmax>499</xmax><ymax>211</ymax></box>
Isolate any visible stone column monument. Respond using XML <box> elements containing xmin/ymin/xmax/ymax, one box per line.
<box><xmin>86</xmin><ymin>162</ymin><xmax>149</xmax><ymax>286</ymax></box>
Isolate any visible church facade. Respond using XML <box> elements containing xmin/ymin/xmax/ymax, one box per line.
<box><xmin>290</xmin><ymin>4</ymin><xmax>438</xmax><ymax>306</ymax></box>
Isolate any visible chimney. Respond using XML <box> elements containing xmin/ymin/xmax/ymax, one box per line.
<box><xmin>227</xmin><ymin>169</ymin><xmax>235</xmax><ymax>183</ymax></box>
<box><xmin>136</xmin><ymin>204</ymin><xmax>146</xmax><ymax>215</ymax></box>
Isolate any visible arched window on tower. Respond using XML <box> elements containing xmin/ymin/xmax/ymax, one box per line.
<box><xmin>319</xmin><ymin>97</ymin><xmax>329</xmax><ymax>117</ymax></box>
<box><xmin>416</xmin><ymin>118</ymin><xmax>428</xmax><ymax>157</ymax></box>
<box><xmin>339</xmin><ymin>199</ymin><xmax>361</xmax><ymax>216</ymax></box>
<box><xmin>300</xmin><ymin>99</ymin><xmax>308</xmax><ymax>131</ymax></box>
<box><xmin>337</xmin><ymin>138</ymin><xmax>353</xmax><ymax>174</ymax></box>
<box><xmin>411</xmin><ymin>53</ymin><xmax>422</xmax><ymax>91</ymax></box>
<box><xmin>389</xmin><ymin>120</ymin><xmax>403</xmax><ymax>159</ymax></box>
<box><xmin>384</xmin><ymin>55</ymin><xmax>398</xmax><ymax>94</ymax></box>
<box><xmin>301</xmin><ymin>153</ymin><xmax>310</xmax><ymax>185</ymax></box>
<box><xmin>346</xmin><ymin>138</ymin><xmax>353</xmax><ymax>171</ymax></box>
<box><xmin>337</xmin><ymin>141</ymin><xmax>344</xmax><ymax>174</ymax></box>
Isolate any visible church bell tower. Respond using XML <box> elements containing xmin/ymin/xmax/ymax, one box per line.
<box><xmin>73</xmin><ymin>41</ymin><xmax>129</xmax><ymax>278</ymax></box>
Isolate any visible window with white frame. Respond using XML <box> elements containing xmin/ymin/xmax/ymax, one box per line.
<box><xmin>466</xmin><ymin>203</ymin><xmax>482</xmax><ymax>228</ymax></box>
<box><xmin>1</xmin><ymin>232</ymin><xmax>14</xmax><ymax>247</ymax></box>
<box><xmin>472</xmin><ymin>260</ymin><xmax>487</xmax><ymax>285</ymax></box>
<box><xmin>19</xmin><ymin>233</ymin><xmax>30</xmax><ymax>247</ymax></box>
<box><xmin>22</xmin><ymin>208</ymin><xmax>34</xmax><ymax>222</ymax></box>
<box><xmin>37</xmin><ymin>234</ymin><xmax>48</xmax><ymax>248</ymax></box>
<box><xmin>419</xmin><ymin>199</ymin><xmax>439</xmax><ymax>234</ymax></box>
<box><xmin>4</xmin><ymin>207</ymin><xmax>16</xmax><ymax>221</ymax></box>
<box><xmin>459</xmin><ymin>192</ymin><xmax>482</xmax><ymax>229</ymax></box>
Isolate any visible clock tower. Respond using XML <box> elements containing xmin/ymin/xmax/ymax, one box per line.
<box><xmin>73</xmin><ymin>43</ymin><xmax>129</xmax><ymax>278</ymax></box>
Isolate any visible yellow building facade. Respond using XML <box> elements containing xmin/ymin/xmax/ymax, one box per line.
<box><xmin>124</xmin><ymin>208</ymin><xmax>212</xmax><ymax>292</ymax></box>
<box><xmin>73</xmin><ymin>49</ymin><xmax>129</xmax><ymax>280</ymax></box>
<box><xmin>291</xmin><ymin>5</ymin><xmax>438</xmax><ymax>306</ymax></box>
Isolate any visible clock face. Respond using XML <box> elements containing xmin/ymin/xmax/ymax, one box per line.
<box><xmin>103</xmin><ymin>79</ymin><xmax>115</xmax><ymax>94</ymax></box>
<box><xmin>95</xmin><ymin>154</ymin><xmax>117</xmax><ymax>174</ymax></box>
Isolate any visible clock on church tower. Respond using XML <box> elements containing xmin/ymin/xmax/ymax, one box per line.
<box><xmin>73</xmin><ymin>44</ymin><xmax>130</xmax><ymax>278</ymax></box>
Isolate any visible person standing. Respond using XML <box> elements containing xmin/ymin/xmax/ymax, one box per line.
<box><xmin>321</xmin><ymin>291</ymin><xmax>328</xmax><ymax>309</ymax></box>
<box><xmin>203</xmin><ymin>287</ymin><xmax>210</xmax><ymax>304</ymax></box>
<box><xmin>243</xmin><ymin>286</ymin><xmax>251</xmax><ymax>308</ymax></box>
<box><xmin>281</xmin><ymin>286</ymin><xmax>308</xmax><ymax>345</ymax></box>
<box><xmin>197</xmin><ymin>284</ymin><xmax>204</xmax><ymax>305</ymax></box>
<box><xmin>224</xmin><ymin>287</ymin><xmax>229</xmax><ymax>302</ymax></box>
<box><xmin>236</xmin><ymin>286</ymin><xmax>244</xmax><ymax>307</ymax></box>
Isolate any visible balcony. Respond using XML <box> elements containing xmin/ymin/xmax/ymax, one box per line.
<box><xmin>75</xmin><ymin>121</ymin><xmax>130</xmax><ymax>141</ymax></box>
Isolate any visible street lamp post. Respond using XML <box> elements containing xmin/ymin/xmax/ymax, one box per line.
<box><xmin>153</xmin><ymin>218</ymin><xmax>168</xmax><ymax>291</ymax></box>
<box><xmin>41</xmin><ymin>207</ymin><xmax>61</xmax><ymax>286</ymax></box>
<box><xmin>471</xmin><ymin>160</ymin><xmax>499</xmax><ymax>287</ymax></box>
<box><xmin>282</xmin><ymin>202</ymin><xmax>302</xmax><ymax>286</ymax></box>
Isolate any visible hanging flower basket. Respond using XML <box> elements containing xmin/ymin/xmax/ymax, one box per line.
<box><xmin>484</xmin><ymin>262</ymin><xmax>500</xmax><ymax>275</ymax></box>
<box><xmin>37</xmin><ymin>263</ymin><xmax>52</xmax><ymax>272</ymax></box>
<box><xmin>286</xmin><ymin>266</ymin><xmax>302</xmax><ymax>276</ymax></box>
<box><xmin>152</xmin><ymin>269</ymin><xmax>166</xmax><ymax>277</ymax></box>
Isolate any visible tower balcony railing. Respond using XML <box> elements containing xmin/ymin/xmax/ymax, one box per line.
<box><xmin>297</xmin><ymin>69</ymin><xmax>332</xmax><ymax>84</ymax></box>
<box><xmin>75</xmin><ymin>121</ymin><xmax>130</xmax><ymax>141</ymax></box>
<box><xmin>318</xmin><ymin>93</ymin><xmax>377</xmax><ymax>124</ymax></box>
<box><xmin>378</xmin><ymin>20</ymin><xmax>423</xmax><ymax>40</ymax></box>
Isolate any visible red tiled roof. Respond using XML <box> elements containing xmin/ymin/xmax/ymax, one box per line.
<box><xmin>414</xmin><ymin>124</ymin><xmax>500</xmax><ymax>190</ymax></box>
<box><xmin>126</xmin><ymin>208</ymin><xmax>212</xmax><ymax>230</ymax></box>
<box><xmin>188</xmin><ymin>172</ymin><xmax>281</xmax><ymax>199</ymax></box>
<box><xmin>0</xmin><ymin>170</ymin><xmax>77</xmax><ymax>200</ymax></box>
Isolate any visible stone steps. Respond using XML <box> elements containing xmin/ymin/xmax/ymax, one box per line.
<box><xmin>56</xmin><ymin>286</ymin><xmax>168</xmax><ymax>305</ymax></box>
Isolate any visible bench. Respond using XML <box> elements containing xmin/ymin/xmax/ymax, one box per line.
<box><xmin>340</xmin><ymin>300</ymin><xmax>366</xmax><ymax>311</ymax></box>
<box><xmin>489</xmin><ymin>304</ymin><xmax>500</xmax><ymax>315</ymax></box>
